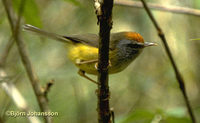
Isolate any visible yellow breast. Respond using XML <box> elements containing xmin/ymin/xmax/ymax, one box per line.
<box><xmin>68</xmin><ymin>44</ymin><xmax>99</xmax><ymax>74</ymax></box>
<box><xmin>67</xmin><ymin>43</ymin><xmax>135</xmax><ymax>75</ymax></box>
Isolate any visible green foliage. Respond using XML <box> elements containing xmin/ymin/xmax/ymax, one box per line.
<box><xmin>0</xmin><ymin>17</ymin><xmax>5</xmax><ymax>25</ymax></box>
<box><xmin>194</xmin><ymin>0</ymin><xmax>200</xmax><ymax>8</ymax></box>
<box><xmin>190</xmin><ymin>38</ymin><xmax>200</xmax><ymax>41</ymax></box>
<box><xmin>0</xmin><ymin>4</ymin><xmax>6</xmax><ymax>26</ymax></box>
<box><xmin>63</xmin><ymin>0</ymin><xmax>81</xmax><ymax>6</ymax></box>
<box><xmin>120</xmin><ymin>110</ymin><xmax>154</xmax><ymax>123</ymax></box>
<box><xmin>119</xmin><ymin>109</ymin><xmax>191</xmax><ymax>123</ymax></box>
<box><xmin>164</xmin><ymin>116</ymin><xmax>191</xmax><ymax>123</ymax></box>
<box><xmin>12</xmin><ymin>0</ymin><xmax>42</xmax><ymax>27</ymax></box>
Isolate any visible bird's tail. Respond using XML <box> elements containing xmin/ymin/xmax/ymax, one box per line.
<box><xmin>23</xmin><ymin>24</ymin><xmax>69</xmax><ymax>43</ymax></box>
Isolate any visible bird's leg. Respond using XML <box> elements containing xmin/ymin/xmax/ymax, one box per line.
<box><xmin>75</xmin><ymin>59</ymin><xmax>112</xmax><ymax>70</ymax></box>
<box><xmin>76</xmin><ymin>59</ymin><xmax>98</xmax><ymax>65</ymax></box>
<box><xmin>78</xmin><ymin>70</ymin><xmax>99</xmax><ymax>85</ymax></box>
<box><xmin>76</xmin><ymin>59</ymin><xmax>111</xmax><ymax>85</ymax></box>
<box><xmin>95</xmin><ymin>60</ymin><xmax>112</xmax><ymax>70</ymax></box>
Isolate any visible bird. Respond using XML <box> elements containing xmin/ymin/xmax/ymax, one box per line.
<box><xmin>24</xmin><ymin>24</ymin><xmax>157</xmax><ymax>84</ymax></box>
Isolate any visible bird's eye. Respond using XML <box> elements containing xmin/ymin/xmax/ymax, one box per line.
<box><xmin>127</xmin><ymin>43</ymin><xmax>144</xmax><ymax>49</ymax></box>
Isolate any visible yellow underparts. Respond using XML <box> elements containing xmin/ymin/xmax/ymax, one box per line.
<box><xmin>68</xmin><ymin>44</ymin><xmax>132</xmax><ymax>75</ymax></box>
<box><xmin>68</xmin><ymin>44</ymin><xmax>99</xmax><ymax>75</ymax></box>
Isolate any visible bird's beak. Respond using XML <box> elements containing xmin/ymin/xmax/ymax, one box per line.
<box><xmin>144</xmin><ymin>42</ymin><xmax>157</xmax><ymax>47</ymax></box>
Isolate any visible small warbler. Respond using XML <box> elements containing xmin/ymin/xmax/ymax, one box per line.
<box><xmin>24</xmin><ymin>24</ymin><xmax>157</xmax><ymax>84</ymax></box>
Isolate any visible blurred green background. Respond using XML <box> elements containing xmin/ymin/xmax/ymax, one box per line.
<box><xmin>0</xmin><ymin>0</ymin><xmax>200</xmax><ymax>122</ymax></box>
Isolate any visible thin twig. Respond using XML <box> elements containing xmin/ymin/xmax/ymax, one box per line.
<box><xmin>0</xmin><ymin>37</ymin><xmax>15</xmax><ymax>67</ymax></box>
<box><xmin>0</xmin><ymin>0</ymin><xmax>16</xmax><ymax>67</ymax></box>
<box><xmin>115</xmin><ymin>0</ymin><xmax>200</xmax><ymax>17</ymax></box>
<box><xmin>110</xmin><ymin>108</ymin><xmax>115</xmax><ymax>123</ymax></box>
<box><xmin>95</xmin><ymin>0</ymin><xmax>114</xmax><ymax>122</ymax></box>
<box><xmin>2</xmin><ymin>0</ymin><xmax>52</xmax><ymax>123</ymax></box>
<box><xmin>44</xmin><ymin>79</ymin><xmax>54</xmax><ymax>100</ymax></box>
<box><xmin>140</xmin><ymin>0</ymin><xmax>196</xmax><ymax>123</ymax></box>
<box><xmin>1</xmin><ymin>0</ymin><xmax>16</xmax><ymax>30</ymax></box>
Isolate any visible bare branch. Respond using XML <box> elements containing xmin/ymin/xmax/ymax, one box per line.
<box><xmin>2</xmin><ymin>0</ymin><xmax>52</xmax><ymax>122</ymax></box>
<box><xmin>43</xmin><ymin>79</ymin><xmax>54</xmax><ymax>100</ymax></box>
<box><xmin>1</xmin><ymin>0</ymin><xmax>16</xmax><ymax>30</ymax></box>
<box><xmin>115</xmin><ymin>0</ymin><xmax>200</xmax><ymax>17</ymax></box>
<box><xmin>0</xmin><ymin>37</ymin><xmax>14</xmax><ymax>67</ymax></box>
<box><xmin>95</xmin><ymin>0</ymin><xmax>114</xmax><ymax>122</ymax></box>
<box><xmin>0</xmin><ymin>0</ymin><xmax>16</xmax><ymax>67</ymax></box>
<box><xmin>140</xmin><ymin>0</ymin><xmax>196</xmax><ymax>122</ymax></box>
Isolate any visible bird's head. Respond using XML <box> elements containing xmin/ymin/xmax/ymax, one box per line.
<box><xmin>112</xmin><ymin>32</ymin><xmax>157</xmax><ymax>59</ymax></box>
<box><xmin>124</xmin><ymin>32</ymin><xmax>157</xmax><ymax>49</ymax></box>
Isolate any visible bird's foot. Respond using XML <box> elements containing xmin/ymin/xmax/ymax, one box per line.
<box><xmin>78</xmin><ymin>70</ymin><xmax>99</xmax><ymax>85</ymax></box>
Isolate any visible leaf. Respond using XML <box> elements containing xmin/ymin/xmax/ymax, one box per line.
<box><xmin>190</xmin><ymin>38</ymin><xmax>200</xmax><ymax>41</ymax></box>
<box><xmin>163</xmin><ymin>108</ymin><xmax>191</xmax><ymax>123</ymax></box>
<box><xmin>118</xmin><ymin>108</ymin><xmax>191</xmax><ymax>123</ymax></box>
<box><xmin>63</xmin><ymin>0</ymin><xmax>81</xmax><ymax>6</ymax></box>
<box><xmin>12</xmin><ymin>0</ymin><xmax>42</xmax><ymax>27</ymax></box>
<box><xmin>165</xmin><ymin>107</ymin><xmax>186</xmax><ymax>117</ymax></box>
<box><xmin>165</xmin><ymin>116</ymin><xmax>191</xmax><ymax>123</ymax></box>
<box><xmin>120</xmin><ymin>110</ymin><xmax>155</xmax><ymax>123</ymax></box>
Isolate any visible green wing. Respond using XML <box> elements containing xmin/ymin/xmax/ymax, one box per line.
<box><xmin>64</xmin><ymin>32</ymin><xmax>126</xmax><ymax>50</ymax></box>
<box><xmin>64</xmin><ymin>34</ymin><xmax>99</xmax><ymax>48</ymax></box>
<box><xmin>24</xmin><ymin>24</ymin><xmax>126</xmax><ymax>50</ymax></box>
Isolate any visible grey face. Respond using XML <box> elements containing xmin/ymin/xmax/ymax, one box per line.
<box><xmin>108</xmin><ymin>39</ymin><xmax>144</xmax><ymax>73</ymax></box>
<box><xmin>115</xmin><ymin>39</ymin><xmax>144</xmax><ymax>60</ymax></box>
<box><xmin>118</xmin><ymin>39</ymin><xmax>157</xmax><ymax>49</ymax></box>
<box><xmin>115</xmin><ymin>39</ymin><xmax>157</xmax><ymax>60</ymax></box>
<box><xmin>117</xmin><ymin>39</ymin><xmax>144</xmax><ymax>51</ymax></box>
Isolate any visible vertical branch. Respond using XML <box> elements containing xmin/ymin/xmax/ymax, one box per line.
<box><xmin>94</xmin><ymin>0</ymin><xmax>114</xmax><ymax>123</ymax></box>
<box><xmin>2</xmin><ymin>0</ymin><xmax>52</xmax><ymax>123</ymax></box>
<box><xmin>140</xmin><ymin>0</ymin><xmax>196</xmax><ymax>123</ymax></box>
